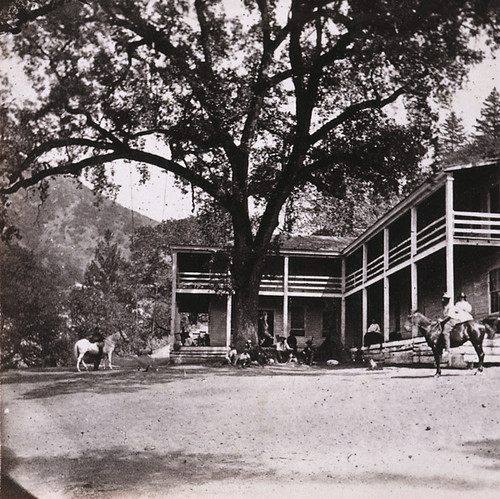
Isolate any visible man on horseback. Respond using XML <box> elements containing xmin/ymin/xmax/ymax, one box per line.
<box><xmin>440</xmin><ymin>293</ymin><xmax>460</xmax><ymax>361</ymax></box>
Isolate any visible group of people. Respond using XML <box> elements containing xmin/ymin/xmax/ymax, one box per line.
<box><xmin>228</xmin><ymin>334</ymin><xmax>317</xmax><ymax>367</ymax></box>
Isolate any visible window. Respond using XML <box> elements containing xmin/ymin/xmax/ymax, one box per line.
<box><xmin>490</xmin><ymin>268</ymin><xmax>500</xmax><ymax>313</ymax></box>
<box><xmin>290</xmin><ymin>307</ymin><xmax>305</xmax><ymax>336</ymax></box>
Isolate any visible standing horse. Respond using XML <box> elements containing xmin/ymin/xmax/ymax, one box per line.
<box><xmin>482</xmin><ymin>312</ymin><xmax>500</xmax><ymax>337</ymax></box>
<box><xmin>407</xmin><ymin>312</ymin><xmax>493</xmax><ymax>376</ymax></box>
<box><xmin>73</xmin><ymin>331</ymin><xmax>129</xmax><ymax>372</ymax></box>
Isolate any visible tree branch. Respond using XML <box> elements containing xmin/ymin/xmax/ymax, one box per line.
<box><xmin>0</xmin><ymin>153</ymin><xmax>122</xmax><ymax>194</ymax></box>
<box><xmin>309</xmin><ymin>87</ymin><xmax>406</xmax><ymax>144</ymax></box>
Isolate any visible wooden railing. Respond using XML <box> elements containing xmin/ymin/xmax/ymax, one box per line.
<box><xmin>178</xmin><ymin>272</ymin><xmax>229</xmax><ymax>290</ymax></box>
<box><xmin>417</xmin><ymin>215</ymin><xmax>446</xmax><ymax>253</ymax></box>
<box><xmin>179</xmin><ymin>211</ymin><xmax>500</xmax><ymax>296</ymax></box>
<box><xmin>288</xmin><ymin>275</ymin><xmax>342</xmax><ymax>294</ymax></box>
<box><xmin>178</xmin><ymin>272</ymin><xmax>342</xmax><ymax>294</ymax></box>
<box><xmin>454</xmin><ymin>211</ymin><xmax>500</xmax><ymax>240</ymax></box>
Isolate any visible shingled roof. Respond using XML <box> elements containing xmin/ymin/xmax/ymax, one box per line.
<box><xmin>278</xmin><ymin>235</ymin><xmax>354</xmax><ymax>254</ymax></box>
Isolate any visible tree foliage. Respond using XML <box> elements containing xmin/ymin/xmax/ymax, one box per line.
<box><xmin>474</xmin><ymin>87</ymin><xmax>500</xmax><ymax>157</ymax></box>
<box><xmin>0</xmin><ymin>242</ymin><xmax>70</xmax><ymax>367</ymax></box>
<box><xmin>1</xmin><ymin>0</ymin><xmax>499</xmax><ymax>347</ymax></box>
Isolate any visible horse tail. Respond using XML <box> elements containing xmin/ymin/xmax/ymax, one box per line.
<box><xmin>73</xmin><ymin>341</ymin><xmax>79</xmax><ymax>359</ymax></box>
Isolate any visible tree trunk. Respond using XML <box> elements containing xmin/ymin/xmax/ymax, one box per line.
<box><xmin>230</xmin><ymin>246</ymin><xmax>265</xmax><ymax>352</ymax></box>
<box><xmin>232</xmin><ymin>283</ymin><xmax>260</xmax><ymax>352</ymax></box>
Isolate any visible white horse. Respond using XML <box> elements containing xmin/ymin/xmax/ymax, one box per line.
<box><xmin>73</xmin><ymin>331</ymin><xmax>129</xmax><ymax>372</ymax></box>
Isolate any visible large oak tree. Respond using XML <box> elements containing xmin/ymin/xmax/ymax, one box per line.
<box><xmin>1</xmin><ymin>0</ymin><xmax>499</xmax><ymax>349</ymax></box>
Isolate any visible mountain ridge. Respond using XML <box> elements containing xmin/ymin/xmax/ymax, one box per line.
<box><xmin>5</xmin><ymin>176</ymin><xmax>158</xmax><ymax>283</ymax></box>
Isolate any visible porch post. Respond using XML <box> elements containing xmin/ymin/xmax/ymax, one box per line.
<box><xmin>362</xmin><ymin>244</ymin><xmax>368</xmax><ymax>342</ymax></box>
<box><xmin>445</xmin><ymin>175</ymin><xmax>455</xmax><ymax>302</ymax></box>
<box><xmin>170</xmin><ymin>251</ymin><xmax>178</xmax><ymax>352</ymax></box>
<box><xmin>226</xmin><ymin>293</ymin><xmax>232</xmax><ymax>348</ymax></box>
<box><xmin>283</xmin><ymin>256</ymin><xmax>289</xmax><ymax>337</ymax></box>
<box><xmin>383</xmin><ymin>228</ymin><xmax>390</xmax><ymax>342</ymax></box>
<box><xmin>341</xmin><ymin>258</ymin><xmax>346</xmax><ymax>346</ymax></box>
<box><xmin>410</xmin><ymin>207</ymin><xmax>418</xmax><ymax>338</ymax></box>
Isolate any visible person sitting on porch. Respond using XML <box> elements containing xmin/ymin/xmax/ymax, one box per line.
<box><xmin>440</xmin><ymin>292</ymin><xmax>460</xmax><ymax>360</ymax></box>
<box><xmin>367</xmin><ymin>319</ymin><xmax>381</xmax><ymax>335</ymax></box>
<box><xmin>455</xmin><ymin>292</ymin><xmax>473</xmax><ymax>322</ymax></box>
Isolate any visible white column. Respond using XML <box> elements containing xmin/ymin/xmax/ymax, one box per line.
<box><xmin>383</xmin><ymin>228</ymin><xmax>390</xmax><ymax>342</ymax></box>
<box><xmin>362</xmin><ymin>245</ymin><xmax>368</xmax><ymax>341</ymax></box>
<box><xmin>283</xmin><ymin>256</ymin><xmax>289</xmax><ymax>337</ymax></box>
<box><xmin>410</xmin><ymin>207</ymin><xmax>418</xmax><ymax>338</ymax></box>
<box><xmin>226</xmin><ymin>293</ymin><xmax>232</xmax><ymax>348</ymax></box>
<box><xmin>341</xmin><ymin>258</ymin><xmax>346</xmax><ymax>346</ymax></box>
<box><xmin>170</xmin><ymin>252</ymin><xmax>178</xmax><ymax>354</ymax></box>
<box><xmin>445</xmin><ymin>175</ymin><xmax>455</xmax><ymax>302</ymax></box>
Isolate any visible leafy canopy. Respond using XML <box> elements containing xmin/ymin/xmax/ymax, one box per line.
<box><xmin>1</xmin><ymin>0</ymin><xmax>499</xmax><ymax>251</ymax></box>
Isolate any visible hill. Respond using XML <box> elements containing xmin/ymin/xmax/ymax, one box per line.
<box><xmin>4</xmin><ymin>176</ymin><xmax>158</xmax><ymax>284</ymax></box>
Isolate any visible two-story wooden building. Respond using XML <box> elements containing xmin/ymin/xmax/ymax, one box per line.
<box><xmin>170</xmin><ymin>160</ymin><xmax>500</xmax><ymax>363</ymax></box>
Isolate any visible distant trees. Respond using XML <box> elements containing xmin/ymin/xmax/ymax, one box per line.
<box><xmin>68</xmin><ymin>230</ymin><xmax>136</xmax><ymax>348</ymax></box>
<box><xmin>438</xmin><ymin>88</ymin><xmax>500</xmax><ymax>165</ymax></box>
<box><xmin>0</xmin><ymin>244</ymin><xmax>70</xmax><ymax>368</ymax></box>
<box><xmin>474</xmin><ymin>87</ymin><xmax>500</xmax><ymax>157</ymax></box>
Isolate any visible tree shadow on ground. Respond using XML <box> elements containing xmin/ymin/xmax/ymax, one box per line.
<box><xmin>2</xmin><ymin>445</ymin><xmax>272</xmax><ymax>498</ymax></box>
<box><xmin>4</xmin><ymin>365</ymin><xmax>371</xmax><ymax>401</ymax></box>
<box><xmin>462</xmin><ymin>439</ymin><xmax>500</xmax><ymax>470</ymax></box>
<box><xmin>4</xmin><ymin>444</ymin><xmax>499</xmax><ymax>498</ymax></box>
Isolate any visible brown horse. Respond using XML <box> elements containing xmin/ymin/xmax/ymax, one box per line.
<box><xmin>407</xmin><ymin>311</ymin><xmax>493</xmax><ymax>376</ymax></box>
<box><xmin>482</xmin><ymin>312</ymin><xmax>500</xmax><ymax>337</ymax></box>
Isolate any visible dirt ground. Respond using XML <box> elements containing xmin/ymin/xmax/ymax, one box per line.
<box><xmin>1</xmin><ymin>362</ymin><xmax>500</xmax><ymax>499</ymax></box>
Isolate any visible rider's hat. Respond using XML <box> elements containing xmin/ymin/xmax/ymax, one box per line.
<box><xmin>459</xmin><ymin>292</ymin><xmax>467</xmax><ymax>299</ymax></box>
<box><xmin>442</xmin><ymin>292</ymin><xmax>451</xmax><ymax>299</ymax></box>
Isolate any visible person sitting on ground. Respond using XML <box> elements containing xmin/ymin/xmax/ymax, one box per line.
<box><xmin>276</xmin><ymin>336</ymin><xmax>292</xmax><ymax>363</ymax></box>
<box><xmin>302</xmin><ymin>339</ymin><xmax>315</xmax><ymax>365</ymax></box>
<box><xmin>238</xmin><ymin>340</ymin><xmax>252</xmax><ymax>367</ymax></box>
<box><xmin>286</xmin><ymin>333</ymin><xmax>298</xmax><ymax>356</ymax></box>
<box><xmin>227</xmin><ymin>344</ymin><xmax>238</xmax><ymax>366</ymax></box>
<box><xmin>440</xmin><ymin>292</ymin><xmax>460</xmax><ymax>360</ymax></box>
<box><xmin>455</xmin><ymin>292</ymin><xmax>473</xmax><ymax>322</ymax></box>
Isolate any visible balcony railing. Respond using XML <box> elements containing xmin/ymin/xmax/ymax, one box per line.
<box><xmin>178</xmin><ymin>272</ymin><xmax>342</xmax><ymax>294</ymax></box>
<box><xmin>177</xmin><ymin>272</ymin><xmax>229</xmax><ymax>291</ymax></box>
<box><xmin>417</xmin><ymin>215</ymin><xmax>446</xmax><ymax>253</ymax></box>
<box><xmin>288</xmin><ymin>275</ymin><xmax>342</xmax><ymax>294</ymax></box>
<box><xmin>344</xmin><ymin>210</ymin><xmax>500</xmax><ymax>293</ymax></box>
<box><xmin>179</xmin><ymin>211</ymin><xmax>500</xmax><ymax>296</ymax></box>
<box><xmin>454</xmin><ymin>210</ymin><xmax>500</xmax><ymax>240</ymax></box>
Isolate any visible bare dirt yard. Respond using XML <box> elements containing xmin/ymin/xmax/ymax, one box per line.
<box><xmin>2</xmin><ymin>362</ymin><xmax>500</xmax><ymax>499</ymax></box>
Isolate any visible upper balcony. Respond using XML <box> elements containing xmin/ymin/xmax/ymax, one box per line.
<box><xmin>177</xmin><ymin>272</ymin><xmax>343</xmax><ymax>296</ymax></box>
<box><xmin>344</xmin><ymin>210</ymin><xmax>500</xmax><ymax>293</ymax></box>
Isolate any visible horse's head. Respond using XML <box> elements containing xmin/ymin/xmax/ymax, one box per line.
<box><xmin>405</xmin><ymin>311</ymin><xmax>435</xmax><ymax>337</ymax></box>
<box><xmin>403</xmin><ymin>311</ymin><xmax>420</xmax><ymax>332</ymax></box>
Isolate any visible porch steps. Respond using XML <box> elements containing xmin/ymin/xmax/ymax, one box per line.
<box><xmin>353</xmin><ymin>336</ymin><xmax>500</xmax><ymax>368</ymax></box>
<box><xmin>170</xmin><ymin>346</ymin><xmax>229</xmax><ymax>365</ymax></box>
